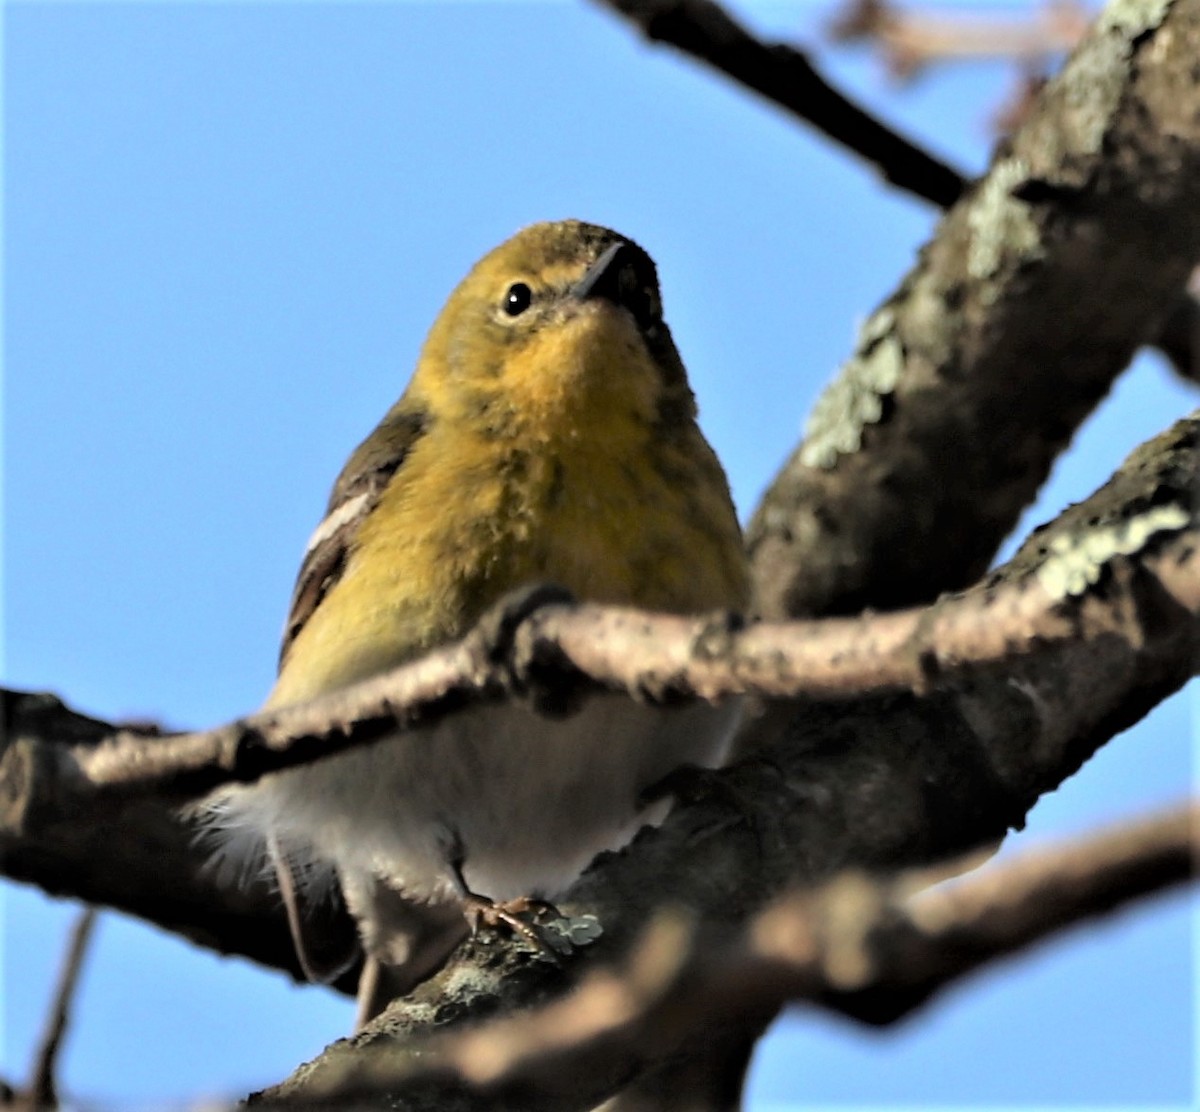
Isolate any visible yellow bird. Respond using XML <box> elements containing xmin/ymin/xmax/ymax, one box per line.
<box><xmin>208</xmin><ymin>220</ymin><xmax>749</xmax><ymax>1021</ymax></box>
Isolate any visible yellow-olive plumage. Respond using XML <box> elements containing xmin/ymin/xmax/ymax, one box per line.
<box><xmin>210</xmin><ymin>220</ymin><xmax>748</xmax><ymax>1012</ymax></box>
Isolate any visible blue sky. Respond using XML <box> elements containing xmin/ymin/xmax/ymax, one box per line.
<box><xmin>2</xmin><ymin>2</ymin><xmax>1195</xmax><ymax>1107</ymax></box>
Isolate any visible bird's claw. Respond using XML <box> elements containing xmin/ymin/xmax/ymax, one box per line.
<box><xmin>461</xmin><ymin>894</ymin><xmax>562</xmax><ymax>957</ymax></box>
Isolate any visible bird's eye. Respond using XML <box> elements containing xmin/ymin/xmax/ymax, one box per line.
<box><xmin>503</xmin><ymin>283</ymin><xmax>533</xmax><ymax>316</ymax></box>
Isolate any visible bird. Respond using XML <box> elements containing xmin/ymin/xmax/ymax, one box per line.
<box><xmin>204</xmin><ymin>219</ymin><xmax>750</xmax><ymax>1024</ymax></box>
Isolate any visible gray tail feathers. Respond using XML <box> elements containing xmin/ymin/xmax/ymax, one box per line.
<box><xmin>268</xmin><ymin>834</ymin><xmax>361</xmax><ymax>985</ymax></box>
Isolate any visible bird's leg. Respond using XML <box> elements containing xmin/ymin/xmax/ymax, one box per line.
<box><xmin>354</xmin><ymin>956</ymin><xmax>386</xmax><ymax>1033</ymax></box>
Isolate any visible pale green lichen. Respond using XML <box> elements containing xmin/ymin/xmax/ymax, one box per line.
<box><xmin>1035</xmin><ymin>503</ymin><xmax>1191</xmax><ymax>597</ymax></box>
<box><xmin>901</xmin><ymin>274</ymin><xmax>954</xmax><ymax>368</ymax></box>
<box><xmin>1044</xmin><ymin>0</ymin><xmax>1171</xmax><ymax>163</ymax></box>
<box><xmin>800</xmin><ymin>310</ymin><xmax>904</xmax><ymax>470</ymax></box>
<box><xmin>1098</xmin><ymin>0</ymin><xmax>1172</xmax><ymax>37</ymax></box>
<box><xmin>543</xmin><ymin>912</ymin><xmax>603</xmax><ymax>953</ymax></box>
<box><xmin>967</xmin><ymin>157</ymin><xmax>1042</xmax><ymax>297</ymax></box>
<box><xmin>858</xmin><ymin>305</ymin><xmax>896</xmax><ymax>348</ymax></box>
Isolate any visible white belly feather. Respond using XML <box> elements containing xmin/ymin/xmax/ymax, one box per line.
<box><xmin>210</xmin><ymin>695</ymin><xmax>742</xmax><ymax>906</ymax></box>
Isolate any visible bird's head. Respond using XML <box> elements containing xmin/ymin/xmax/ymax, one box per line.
<box><xmin>413</xmin><ymin>220</ymin><xmax>696</xmax><ymax>443</ymax></box>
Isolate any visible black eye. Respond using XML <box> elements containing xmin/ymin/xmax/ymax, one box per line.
<box><xmin>503</xmin><ymin>282</ymin><xmax>532</xmax><ymax>316</ymax></box>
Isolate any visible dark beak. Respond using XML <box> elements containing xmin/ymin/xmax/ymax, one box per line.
<box><xmin>571</xmin><ymin>242</ymin><xmax>634</xmax><ymax>306</ymax></box>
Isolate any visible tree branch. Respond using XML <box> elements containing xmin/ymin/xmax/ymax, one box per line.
<box><xmin>256</xmin><ymin>801</ymin><xmax>1198</xmax><ymax>1107</ymax></box>
<box><xmin>23</xmin><ymin>907</ymin><xmax>99</xmax><ymax>1110</ymax></box>
<box><xmin>828</xmin><ymin>0</ymin><xmax>1090</xmax><ymax>82</ymax></box>
<box><xmin>2</xmin><ymin>417</ymin><xmax>1193</xmax><ymax>808</ymax></box>
<box><xmin>828</xmin><ymin>1</ymin><xmax>1200</xmax><ymax>388</ymax></box>
<box><xmin>0</xmin><ymin>692</ymin><xmax>360</xmax><ymax>991</ymax></box>
<box><xmin>745</xmin><ymin>0</ymin><xmax>1200</xmax><ymax>620</ymax></box>
<box><xmin>592</xmin><ymin>0</ymin><xmax>966</xmax><ymax>207</ymax></box>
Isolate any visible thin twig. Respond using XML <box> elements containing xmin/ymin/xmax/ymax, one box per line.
<box><xmin>829</xmin><ymin>0</ymin><xmax>1090</xmax><ymax>82</ymax></box>
<box><xmin>26</xmin><ymin>907</ymin><xmax>99</xmax><ymax>1110</ymax></box>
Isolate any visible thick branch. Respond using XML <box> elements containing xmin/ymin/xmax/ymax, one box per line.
<box><xmin>0</xmin><ymin>692</ymin><xmax>360</xmax><ymax>990</ymax></box>
<box><xmin>740</xmin><ymin>0</ymin><xmax>1200</xmax><ymax>619</ymax></box>
<box><xmin>258</xmin><ymin>802</ymin><xmax>1198</xmax><ymax>1107</ymax></box>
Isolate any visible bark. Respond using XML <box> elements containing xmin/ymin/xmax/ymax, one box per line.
<box><xmin>745</xmin><ymin>0</ymin><xmax>1200</xmax><ymax>620</ymax></box>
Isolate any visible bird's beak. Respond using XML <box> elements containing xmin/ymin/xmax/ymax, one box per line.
<box><xmin>571</xmin><ymin>242</ymin><xmax>633</xmax><ymax>307</ymax></box>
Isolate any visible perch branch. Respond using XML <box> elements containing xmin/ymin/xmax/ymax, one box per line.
<box><xmin>259</xmin><ymin>801</ymin><xmax>1198</xmax><ymax>1107</ymax></box>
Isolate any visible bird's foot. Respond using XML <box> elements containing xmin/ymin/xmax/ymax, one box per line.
<box><xmin>460</xmin><ymin>893</ymin><xmax>562</xmax><ymax>955</ymax></box>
